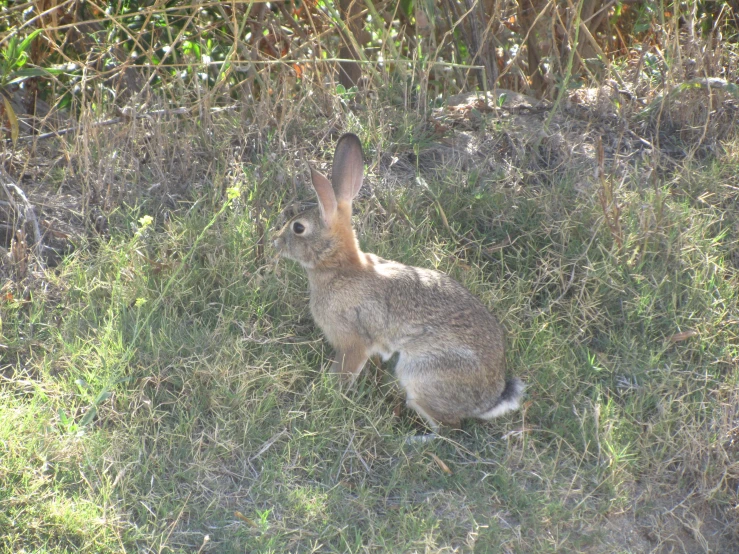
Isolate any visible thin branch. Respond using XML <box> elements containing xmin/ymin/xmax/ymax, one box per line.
<box><xmin>1</xmin><ymin>168</ymin><xmax>45</xmax><ymax>269</ymax></box>
<box><xmin>14</xmin><ymin>107</ymin><xmax>191</xmax><ymax>143</ymax></box>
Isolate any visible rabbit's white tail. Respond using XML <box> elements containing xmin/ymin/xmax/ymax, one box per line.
<box><xmin>479</xmin><ymin>378</ymin><xmax>525</xmax><ymax>420</ymax></box>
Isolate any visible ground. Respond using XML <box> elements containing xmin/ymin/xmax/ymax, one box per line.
<box><xmin>1</xmin><ymin>82</ymin><xmax>738</xmax><ymax>553</ymax></box>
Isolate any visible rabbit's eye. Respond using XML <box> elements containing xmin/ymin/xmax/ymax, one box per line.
<box><xmin>293</xmin><ymin>221</ymin><xmax>305</xmax><ymax>234</ymax></box>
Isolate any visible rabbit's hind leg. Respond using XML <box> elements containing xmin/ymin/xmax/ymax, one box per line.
<box><xmin>406</xmin><ymin>395</ymin><xmax>442</xmax><ymax>433</ymax></box>
<box><xmin>330</xmin><ymin>344</ymin><xmax>369</xmax><ymax>388</ymax></box>
<box><xmin>403</xmin><ymin>394</ymin><xmax>441</xmax><ymax>443</ymax></box>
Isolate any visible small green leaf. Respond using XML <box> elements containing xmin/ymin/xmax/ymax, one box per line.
<box><xmin>79</xmin><ymin>406</ymin><xmax>97</xmax><ymax>427</ymax></box>
<box><xmin>400</xmin><ymin>0</ymin><xmax>414</xmax><ymax>17</ymax></box>
<box><xmin>3</xmin><ymin>36</ymin><xmax>18</xmax><ymax>64</ymax></box>
<box><xmin>5</xmin><ymin>67</ymin><xmax>54</xmax><ymax>85</ymax></box>
<box><xmin>18</xmin><ymin>29</ymin><xmax>42</xmax><ymax>56</ymax></box>
<box><xmin>183</xmin><ymin>41</ymin><xmax>194</xmax><ymax>56</ymax></box>
<box><xmin>94</xmin><ymin>390</ymin><xmax>112</xmax><ymax>404</ymax></box>
<box><xmin>2</xmin><ymin>95</ymin><xmax>19</xmax><ymax>146</ymax></box>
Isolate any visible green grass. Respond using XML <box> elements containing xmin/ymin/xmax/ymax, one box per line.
<box><xmin>1</xmin><ymin>119</ymin><xmax>738</xmax><ymax>553</ymax></box>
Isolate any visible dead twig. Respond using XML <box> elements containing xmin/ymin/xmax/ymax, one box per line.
<box><xmin>13</xmin><ymin>107</ymin><xmax>191</xmax><ymax>142</ymax></box>
<box><xmin>1</xmin><ymin>168</ymin><xmax>45</xmax><ymax>269</ymax></box>
<box><xmin>596</xmin><ymin>136</ymin><xmax>623</xmax><ymax>251</ymax></box>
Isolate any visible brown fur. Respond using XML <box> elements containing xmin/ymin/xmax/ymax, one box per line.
<box><xmin>272</xmin><ymin>134</ymin><xmax>524</xmax><ymax>431</ymax></box>
<box><xmin>328</xmin><ymin>203</ymin><xmax>363</xmax><ymax>269</ymax></box>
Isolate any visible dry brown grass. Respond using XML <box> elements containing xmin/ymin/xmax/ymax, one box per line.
<box><xmin>1</xmin><ymin>2</ymin><xmax>739</xmax><ymax>552</ymax></box>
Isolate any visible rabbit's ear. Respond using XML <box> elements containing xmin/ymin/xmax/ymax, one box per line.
<box><xmin>310</xmin><ymin>167</ymin><xmax>338</xmax><ymax>225</ymax></box>
<box><xmin>332</xmin><ymin>134</ymin><xmax>364</xmax><ymax>203</ymax></box>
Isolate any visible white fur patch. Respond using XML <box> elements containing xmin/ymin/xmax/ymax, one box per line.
<box><xmin>478</xmin><ymin>379</ymin><xmax>525</xmax><ymax>420</ymax></box>
<box><xmin>369</xmin><ymin>345</ymin><xmax>395</xmax><ymax>362</ymax></box>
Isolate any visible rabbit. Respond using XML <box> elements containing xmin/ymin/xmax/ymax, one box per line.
<box><xmin>272</xmin><ymin>133</ymin><xmax>524</xmax><ymax>432</ymax></box>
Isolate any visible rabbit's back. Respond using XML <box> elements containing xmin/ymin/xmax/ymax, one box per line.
<box><xmin>308</xmin><ymin>258</ymin><xmax>505</xmax><ymax>372</ymax></box>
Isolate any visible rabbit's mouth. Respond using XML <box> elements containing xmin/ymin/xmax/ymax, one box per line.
<box><xmin>272</xmin><ymin>236</ymin><xmax>286</xmax><ymax>255</ymax></box>
<box><xmin>271</xmin><ymin>235</ymin><xmax>297</xmax><ymax>263</ymax></box>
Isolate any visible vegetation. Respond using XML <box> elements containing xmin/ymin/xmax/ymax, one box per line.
<box><xmin>1</xmin><ymin>0</ymin><xmax>738</xmax><ymax>552</ymax></box>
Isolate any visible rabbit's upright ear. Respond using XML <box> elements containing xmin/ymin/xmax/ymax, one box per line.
<box><xmin>310</xmin><ymin>167</ymin><xmax>338</xmax><ymax>225</ymax></box>
<box><xmin>331</xmin><ymin>134</ymin><xmax>364</xmax><ymax>203</ymax></box>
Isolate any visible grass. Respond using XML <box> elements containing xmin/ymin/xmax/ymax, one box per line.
<box><xmin>1</xmin><ymin>96</ymin><xmax>739</xmax><ymax>553</ymax></box>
